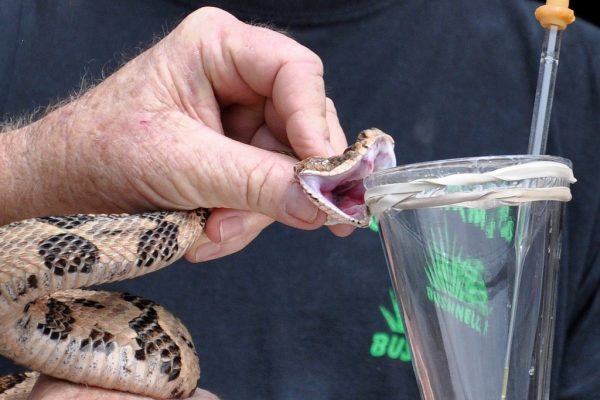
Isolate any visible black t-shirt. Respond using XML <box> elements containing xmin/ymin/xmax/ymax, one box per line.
<box><xmin>1</xmin><ymin>1</ymin><xmax>600</xmax><ymax>399</ymax></box>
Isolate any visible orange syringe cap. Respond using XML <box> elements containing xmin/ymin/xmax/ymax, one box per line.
<box><xmin>535</xmin><ymin>0</ymin><xmax>575</xmax><ymax>30</ymax></box>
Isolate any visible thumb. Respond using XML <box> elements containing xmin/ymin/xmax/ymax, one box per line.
<box><xmin>192</xmin><ymin>131</ymin><xmax>327</xmax><ymax>229</ymax></box>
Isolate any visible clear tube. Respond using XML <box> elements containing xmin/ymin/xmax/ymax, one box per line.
<box><xmin>503</xmin><ymin>25</ymin><xmax>564</xmax><ymax>398</ymax></box>
<box><xmin>528</xmin><ymin>26</ymin><xmax>563</xmax><ymax>155</ymax></box>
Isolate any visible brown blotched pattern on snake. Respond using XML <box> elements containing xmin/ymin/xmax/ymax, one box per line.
<box><xmin>121</xmin><ymin>293</ymin><xmax>184</xmax><ymax>382</ymax></box>
<box><xmin>80</xmin><ymin>325</ymin><xmax>116</xmax><ymax>354</ymax></box>
<box><xmin>0</xmin><ymin>374</ymin><xmax>25</xmax><ymax>390</ymax></box>
<box><xmin>36</xmin><ymin>298</ymin><xmax>75</xmax><ymax>341</ymax></box>
<box><xmin>36</xmin><ymin>215</ymin><xmax>96</xmax><ymax>230</ymax></box>
<box><xmin>0</xmin><ymin>210</ymin><xmax>206</xmax><ymax>398</ymax></box>
<box><xmin>0</xmin><ymin>372</ymin><xmax>36</xmax><ymax>400</ymax></box>
<box><xmin>0</xmin><ymin>130</ymin><xmax>396</xmax><ymax>400</ymax></box>
<box><xmin>136</xmin><ymin>213</ymin><xmax>180</xmax><ymax>268</ymax></box>
<box><xmin>37</xmin><ymin>233</ymin><xmax>99</xmax><ymax>276</ymax></box>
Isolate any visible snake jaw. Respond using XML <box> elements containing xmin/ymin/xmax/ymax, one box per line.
<box><xmin>296</xmin><ymin>129</ymin><xmax>396</xmax><ymax>227</ymax></box>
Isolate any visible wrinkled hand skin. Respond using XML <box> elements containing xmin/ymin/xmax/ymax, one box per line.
<box><xmin>0</xmin><ymin>7</ymin><xmax>354</xmax><ymax>263</ymax></box>
<box><xmin>29</xmin><ymin>375</ymin><xmax>220</xmax><ymax>400</ymax></box>
<box><xmin>0</xmin><ymin>7</ymin><xmax>356</xmax><ymax>399</ymax></box>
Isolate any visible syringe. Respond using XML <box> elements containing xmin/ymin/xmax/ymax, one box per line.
<box><xmin>527</xmin><ymin>0</ymin><xmax>575</xmax><ymax>155</ymax></box>
<box><xmin>501</xmin><ymin>2</ymin><xmax>575</xmax><ymax>399</ymax></box>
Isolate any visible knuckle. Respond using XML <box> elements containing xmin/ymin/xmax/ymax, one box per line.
<box><xmin>175</xmin><ymin>7</ymin><xmax>239</xmax><ymax>48</ymax></box>
<box><xmin>245</xmin><ymin>154</ymin><xmax>285</xmax><ymax>213</ymax></box>
<box><xmin>185</xmin><ymin>6</ymin><xmax>237</xmax><ymax>26</ymax></box>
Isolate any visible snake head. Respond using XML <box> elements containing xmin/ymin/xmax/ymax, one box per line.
<box><xmin>295</xmin><ymin>128</ymin><xmax>396</xmax><ymax>227</ymax></box>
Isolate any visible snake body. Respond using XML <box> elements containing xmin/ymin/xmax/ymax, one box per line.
<box><xmin>0</xmin><ymin>129</ymin><xmax>395</xmax><ymax>399</ymax></box>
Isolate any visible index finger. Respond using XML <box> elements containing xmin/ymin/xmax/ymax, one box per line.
<box><xmin>271</xmin><ymin>55</ymin><xmax>334</xmax><ymax>158</ymax></box>
<box><xmin>230</xmin><ymin>23</ymin><xmax>333</xmax><ymax>158</ymax></box>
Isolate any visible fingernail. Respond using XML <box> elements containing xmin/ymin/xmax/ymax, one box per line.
<box><xmin>194</xmin><ymin>242</ymin><xmax>221</xmax><ymax>261</ymax></box>
<box><xmin>285</xmin><ymin>183</ymin><xmax>319</xmax><ymax>223</ymax></box>
<box><xmin>219</xmin><ymin>216</ymin><xmax>244</xmax><ymax>242</ymax></box>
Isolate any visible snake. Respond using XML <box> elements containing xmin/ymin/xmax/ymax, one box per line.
<box><xmin>0</xmin><ymin>129</ymin><xmax>395</xmax><ymax>399</ymax></box>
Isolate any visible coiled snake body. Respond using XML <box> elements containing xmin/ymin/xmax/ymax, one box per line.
<box><xmin>0</xmin><ymin>129</ymin><xmax>395</xmax><ymax>399</ymax></box>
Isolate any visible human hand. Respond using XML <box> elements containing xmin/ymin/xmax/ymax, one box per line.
<box><xmin>0</xmin><ymin>7</ymin><xmax>354</xmax><ymax>263</ymax></box>
<box><xmin>29</xmin><ymin>374</ymin><xmax>219</xmax><ymax>400</ymax></box>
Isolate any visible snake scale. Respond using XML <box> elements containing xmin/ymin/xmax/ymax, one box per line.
<box><xmin>0</xmin><ymin>129</ymin><xmax>395</xmax><ymax>399</ymax></box>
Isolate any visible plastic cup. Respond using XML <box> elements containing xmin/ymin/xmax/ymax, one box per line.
<box><xmin>364</xmin><ymin>155</ymin><xmax>574</xmax><ymax>400</ymax></box>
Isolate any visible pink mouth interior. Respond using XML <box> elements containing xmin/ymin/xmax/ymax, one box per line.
<box><xmin>299</xmin><ymin>140</ymin><xmax>396</xmax><ymax>222</ymax></box>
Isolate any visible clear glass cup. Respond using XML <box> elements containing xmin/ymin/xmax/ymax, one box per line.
<box><xmin>364</xmin><ymin>155</ymin><xmax>573</xmax><ymax>400</ymax></box>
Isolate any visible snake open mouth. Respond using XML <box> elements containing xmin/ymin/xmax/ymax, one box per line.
<box><xmin>297</xmin><ymin>132</ymin><xmax>396</xmax><ymax>226</ymax></box>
